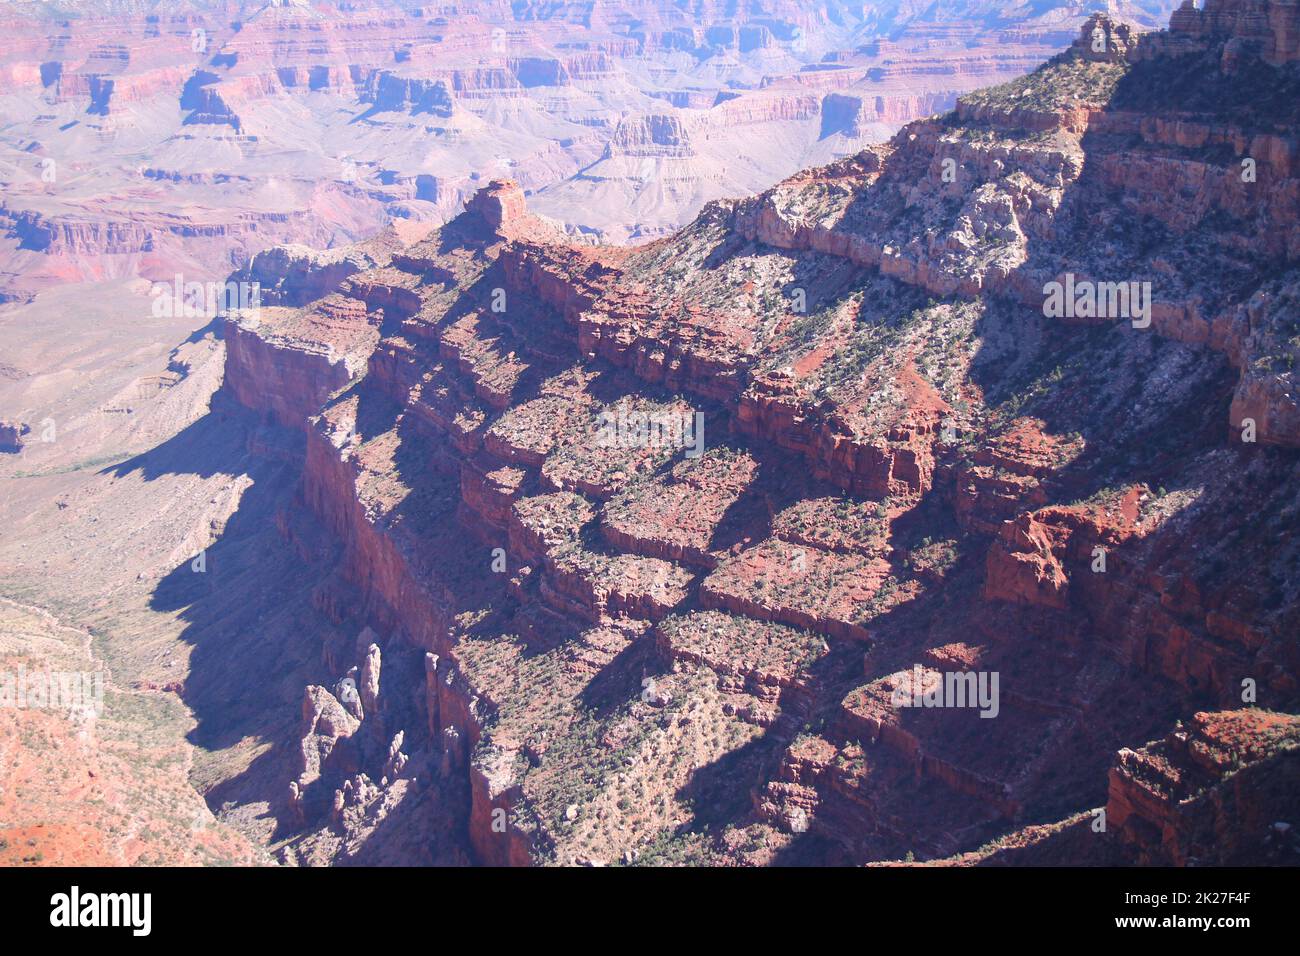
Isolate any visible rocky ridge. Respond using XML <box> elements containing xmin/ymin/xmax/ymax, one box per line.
<box><xmin>216</xmin><ymin>1</ymin><xmax>1300</xmax><ymax>865</ymax></box>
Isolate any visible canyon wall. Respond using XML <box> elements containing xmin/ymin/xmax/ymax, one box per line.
<box><xmin>213</xmin><ymin>2</ymin><xmax>1300</xmax><ymax>865</ymax></box>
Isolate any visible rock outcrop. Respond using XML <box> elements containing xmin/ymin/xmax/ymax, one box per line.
<box><xmin>1106</xmin><ymin>710</ymin><xmax>1300</xmax><ymax>864</ymax></box>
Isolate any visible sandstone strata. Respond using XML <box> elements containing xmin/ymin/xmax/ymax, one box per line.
<box><xmin>214</xmin><ymin>2</ymin><xmax>1300</xmax><ymax>866</ymax></box>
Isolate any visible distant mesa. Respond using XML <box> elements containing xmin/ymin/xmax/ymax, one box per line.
<box><xmin>464</xmin><ymin>179</ymin><xmax>530</xmax><ymax>231</ymax></box>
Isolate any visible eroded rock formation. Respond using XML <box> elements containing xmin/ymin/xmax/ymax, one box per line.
<box><xmin>217</xmin><ymin>1</ymin><xmax>1300</xmax><ymax>866</ymax></box>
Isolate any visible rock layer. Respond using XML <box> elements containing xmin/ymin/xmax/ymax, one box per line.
<box><xmin>214</xmin><ymin>1</ymin><xmax>1300</xmax><ymax>866</ymax></box>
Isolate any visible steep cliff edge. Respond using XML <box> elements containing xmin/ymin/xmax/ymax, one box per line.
<box><xmin>220</xmin><ymin>1</ymin><xmax>1300</xmax><ymax>866</ymax></box>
